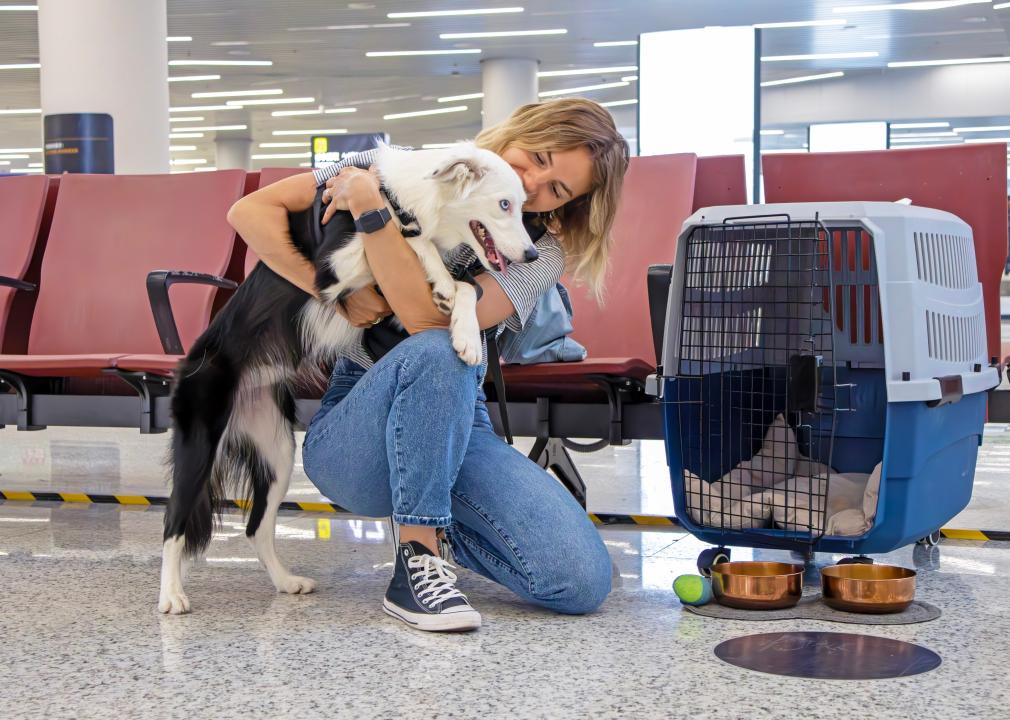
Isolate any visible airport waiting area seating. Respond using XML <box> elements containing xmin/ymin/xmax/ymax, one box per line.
<box><xmin>1</xmin><ymin>144</ymin><xmax>1006</xmax><ymax>506</ymax></box>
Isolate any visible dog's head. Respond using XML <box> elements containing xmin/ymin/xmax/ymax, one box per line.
<box><xmin>422</xmin><ymin>143</ymin><xmax>536</xmax><ymax>274</ymax></box>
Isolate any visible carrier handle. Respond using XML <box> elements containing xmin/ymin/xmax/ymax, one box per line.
<box><xmin>721</xmin><ymin>212</ymin><xmax>793</xmax><ymax>224</ymax></box>
<box><xmin>926</xmin><ymin>375</ymin><xmax>964</xmax><ymax>408</ymax></box>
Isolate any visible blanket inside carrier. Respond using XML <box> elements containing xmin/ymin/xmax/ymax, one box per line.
<box><xmin>685</xmin><ymin>415</ymin><xmax>881</xmax><ymax>536</ymax></box>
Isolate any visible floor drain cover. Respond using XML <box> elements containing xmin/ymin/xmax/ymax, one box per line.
<box><xmin>714</xmin><ymin>631</ymin><xmax>941</xmax><ymax>680</ymax></box>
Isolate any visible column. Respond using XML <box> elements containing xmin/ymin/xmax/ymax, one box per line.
<box><xmin>214</xmin><ymin>138</ymin><xmax>252</xmax><ymax>170</ymax></box>
<box><xmin>480</xmin><ymin>58</ymin><xmax>539</xmax><ymax>129</ymax></box>
<box><xmin>37</xmin><ymin>0</ymin><xmax>169</xmax><ymax>174</ymax></box>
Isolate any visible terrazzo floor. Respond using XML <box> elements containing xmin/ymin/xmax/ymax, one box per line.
<box><xmin>1</xmin><ymin>425</ymin><xmax>1009</xmax><ymax>718</ymax></box>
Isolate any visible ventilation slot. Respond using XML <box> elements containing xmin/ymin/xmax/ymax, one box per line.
<box><xmin>913</xmin><ymin>232</ymin><xmax>976</xmax><ymax>289</ymax></box>
<box><xmin>925</xmin><ymin>310</ymin><xmax>984</xmax><ymax>363</ymax></box>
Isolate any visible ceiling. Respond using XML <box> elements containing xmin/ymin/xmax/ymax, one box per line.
<box><xmin>1</xmin><ymin>0</ymin><xmax>1009</xmax><ymax>170</ymax></box>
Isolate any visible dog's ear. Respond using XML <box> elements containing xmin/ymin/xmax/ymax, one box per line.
<box><xmin>429</xmin><ymin>157</ymin><xmax>487</xmax><ymax>200</ymax></box>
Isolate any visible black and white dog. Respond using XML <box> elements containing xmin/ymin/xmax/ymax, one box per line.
<box><xmin>158</xmin><ymin>143</ymin><xmax>534</xmax><ymax>614</ymax></box>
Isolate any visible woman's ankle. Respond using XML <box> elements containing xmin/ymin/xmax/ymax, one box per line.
<box><xmin>397</xmin><ymin>524</ymin><xmax>440</xmax><ymax>555</ymax></box>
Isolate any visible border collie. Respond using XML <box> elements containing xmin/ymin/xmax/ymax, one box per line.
<box><xmin>158</xmin><ymin>143</ymin><xmax>534</xmax><ymax>614</ymax></box>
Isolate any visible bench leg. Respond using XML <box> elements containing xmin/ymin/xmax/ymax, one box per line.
<box><xmin>108</xmin><ymin>370</ymin><xmax>171</xmax><ymax>434</ymax></box>
<box><xmin>530</xmin><ymin>436</ymin><xmax>588</xmax><ymax>508</ymax></box>
<box><xmin>0</xmin><ymin>371</ymin><xmax>45</xmax><ymax>431</ymax></box>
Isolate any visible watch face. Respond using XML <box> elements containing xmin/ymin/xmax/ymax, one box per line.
<box><xmin>356</xmin><ymin>208</ymin><xmax>388</xmax><ymax>233</ymax></box>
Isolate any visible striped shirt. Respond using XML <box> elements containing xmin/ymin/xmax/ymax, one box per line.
<box><xmin>312</xmin><ymin>148</ymin><xmax>566</xmax><ymax>376</ymax></box>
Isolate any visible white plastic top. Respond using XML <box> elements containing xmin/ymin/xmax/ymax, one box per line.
<box><xmin>682</xmin><ymin>201</ymin><xmax>963</xmax><ymax>229</ymax></box>
<box><xmin>662</xmin><ymin>201</ymin><xmax>999</xmax><ymax>403</ymax></box>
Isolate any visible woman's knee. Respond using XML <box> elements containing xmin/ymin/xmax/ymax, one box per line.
<box><xmin>532</xmin><ymin>534</ymin><xmax>613</xmax><ymax>615</ymax></box>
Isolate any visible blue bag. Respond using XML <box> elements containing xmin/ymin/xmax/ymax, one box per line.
<box><xmin>498</xmin><ymin>282</ymin><xmax>587</xmax><ymax>365</ymax></box>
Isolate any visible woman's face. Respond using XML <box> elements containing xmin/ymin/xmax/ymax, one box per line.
<box><xmin>500</xmin><ymin>145</ymin><xmax>594</xmax><ymax>213</ymax></box>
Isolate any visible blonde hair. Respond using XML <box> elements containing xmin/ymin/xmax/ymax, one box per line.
<box><xmin>474</xmin><ymin>97</ymin><xmax>630</xmax><ymax>304</ymax></box>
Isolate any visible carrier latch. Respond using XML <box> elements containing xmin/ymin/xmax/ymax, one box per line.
<box><xmin>926</xmin><ymin>375</ymin><xmax>964</xmax><ymax>408</ymax></box>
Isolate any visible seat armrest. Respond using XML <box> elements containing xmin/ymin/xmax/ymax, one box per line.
<box><xmin>0</xmin><ymin>276</ymin><xmax>37</xmax><ymax>292</ymax></box>
<box><xmin>647</xmin><ymin>264</ymin><xmax>673</xmax><ymax>369</ymax></box>
<box><xmin>146</xmin><ymin>270</ymin><xmax>238</xmax><ymax>355</ymax></box>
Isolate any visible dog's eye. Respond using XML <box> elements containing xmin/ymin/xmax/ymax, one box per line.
<box><xmin>499</xmin><ymin>199</ymin><xmax>510</xmax><ymax>211</ymax></box>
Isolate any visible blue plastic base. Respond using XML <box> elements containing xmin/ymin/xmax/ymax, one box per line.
<box><xmin>663</xmin><ymin>370</ymin><xmax>985</xmax><ymax>555</ymax></box>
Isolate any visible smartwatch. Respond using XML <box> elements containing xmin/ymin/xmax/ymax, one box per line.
<box><xmin>353</xmin><ymin>206</ymin><xmax>392</xmax><ymax>234</ymax></box>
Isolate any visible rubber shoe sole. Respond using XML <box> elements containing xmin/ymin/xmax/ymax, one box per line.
<box><xmin>382</xmin><ymin>597</ymin><xmax>482</xmax><ymax>632</ymax></box>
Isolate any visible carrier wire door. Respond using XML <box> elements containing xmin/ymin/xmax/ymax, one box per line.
<box><xmin>673</xmin><ymin>215</ymin><xmax>849</xmax><ymax>550</ymax></box>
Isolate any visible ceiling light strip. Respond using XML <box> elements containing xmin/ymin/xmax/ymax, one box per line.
<box><xmin>440</xmin><ymin>29</ymin><xmax>565</xmax><ymax>39</ymax></box>
<box><xmin>169</xmin><ymin>59</ymin><xmax>273</xmax><ymax>66</ymax></box>
<box><xmin>888</xmin><ymin>56</ymin><xmax>1010</xmax><ymax>68</ymax></box>
<box><xmin>367</xmin><ymin>49</ymin><xmax>481</xmax><ymax>56</ymax></box>
<box><xmin>168</xmin><ymin>74</ymin><xmax>221</xmax><ymax>83</ymax></box>
<box><xmin>169</xmin><ymin>104</ymin><xmax>240</xmax><ymax>112</ymax></box>
<box><xmin>832</xmin><ymin>0</ymin><xmax>990</xmax><ymax>12</ymax></box>
<box><xmin>388</xmin><ymin>7</ymin><xmax>524</xmax><ymax>18</ymax></box>
<box><xmin>225</xmin><ymin>97</ymin><xmax>316</xmax><ymax>106</ymax></box>
<box><xmin>538</xmin><ymin>65</ymin><xmax>637</xmax><ymax>77</ymax></box>
<box><xmin>251</xmin><ymin>152</ymin><xmax>312</xmax><ymax>159</ymax></box>
<box><xmin>762</xmin><ymin>52</ymin><xmax>878</xmax><ymax>61</ymax></box>
<box><xmin>761</xmin><ymin>71</ymin><xmax>846</xmax><ymax>86</ymax></box>
<box><xmin>273</xmin><ymin>129</ymin><xmax>348</xmax><ymax>136</ymax></box>
<box><xmin>539</xmin><ymin>81</ymin><xmax>629</xmax><ymax>97</ymax></box>
<box><xmin>953</xmin><ymin>125</ymin><xmax>1010</xmax><ymax>132</ymax></box>
<box><xmin>754</xmin><ymin>19</ymin><xmax>848</xmax><ymax>28</ymax></box>
<box><xmin>383</xmin><ymin>105</ymin><xmax>469</xmax><ymax>120</ymax></box>
<box><xmin>890</xmin><ymin>121</ymin><xmax>950</xmax><ymax>128</ymax></box>
<box><xmin>192</xmin><ymin>88</ymin><xmax>283</xmax><ymax>98</ymax></box>
<box><xmin>437</xmin><ymin>92</ymin><xmax>484</xmax><ymax>102</ymax></box>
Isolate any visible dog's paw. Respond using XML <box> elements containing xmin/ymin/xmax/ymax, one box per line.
<box><xmin>452</xmin><ymin>330</ymin><xmax>483</xmax><ymax>366</ymax></box>
<box><xmin>275</xmin><ymin>575</ymin><xmax>317</xmax><ymax>595</ymax></box>
<box><xmin>158</xmin><ymin>590</ymin><xmax>191</xmax><ymax>615</ymax></box>
<box><xmin>432</xmin><ymin>283</ymin><xmax>456</xmax><ymax>316</ymax></box>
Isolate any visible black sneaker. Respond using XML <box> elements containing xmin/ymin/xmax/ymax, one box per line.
<box><xmin>383</xmin><ymin>541</ymin><xmax>481</xmax><ymax>632</ymax></box>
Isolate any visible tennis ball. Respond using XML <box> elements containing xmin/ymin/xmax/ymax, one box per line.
<box><xmin>673</xmin><ymin>574</ymin><xmax>713</xmax><ymax>606</ymax></box>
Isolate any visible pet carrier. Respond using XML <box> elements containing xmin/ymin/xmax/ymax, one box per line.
<box><xmin>653</xmin><ymin>202</ymin><xmax>1000</xmax><ymax>572</ymax></box>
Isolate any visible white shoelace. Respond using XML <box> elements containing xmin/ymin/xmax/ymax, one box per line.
<box><xmin>408</xmin><ymin>554</ymin><xmax>467</xmax><ymax>608</ymax></box>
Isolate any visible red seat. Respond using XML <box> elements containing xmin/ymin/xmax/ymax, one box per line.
<box><xmin>258</xmin><ymin>166</ymin><xmax>306</xmax><ymax>187</ymax></box>
<box><xmin>1</xmin><ymin>353</ymin><xmax>129</xmax><ymax>376</ymax></box>
<box><xmin>501</xmin><ymin>153</ymin><xmax>699</xmax><ymax>395</ymax></box>
<box><xmin>118</xmin><ymin>167</ymin><xmax>309</xmax><ymax>373</ymax></box>
<box><xmin>0</xmin><ymin>176</ymin><xmax>54</xmax><ymax>353</ymax></box>
<box><xmin>112</xmin><ymin>353</ymin><xmax>183</xmax><ymax>374</ymax></box>
<box><xmin>1</xmin><ymin>171</ymin><xmax>246</xmax><ymax>377</ymax></box>
<box><xmin>693</xmin><ymin>155</ymin><xmax>748</xmax><ymax>210</ymax></box>
<box><xmin>762</xmin><ymin>144</ymin><xmax>1009</xmax><ymax>365</ymax></box>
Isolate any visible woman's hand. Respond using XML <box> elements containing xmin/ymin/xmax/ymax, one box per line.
<box><xmin>321</xmin><ymin>166</ymin><xmax>383</xmax><ymax>225</ymax></box>
<box><xmin>337</xmin><ymin>284</ymin><xmax>394</xmax><ymax>328</ymax></box>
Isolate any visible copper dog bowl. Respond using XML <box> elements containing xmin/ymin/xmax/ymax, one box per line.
<box><xmin>711</xmin><ymin>561</ymin><xmax>804</xmax><ymax>610</ymax></box>
<box><xmin>821</xmin><ymin>564</ymin><xmax>917</xmax><ymax>614</ymax></box>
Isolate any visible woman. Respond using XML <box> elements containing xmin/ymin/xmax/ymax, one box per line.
<box><xmin>228</xmin><ymin>98</ymin><xmax>630</xmax><ymax>632</ymax></box>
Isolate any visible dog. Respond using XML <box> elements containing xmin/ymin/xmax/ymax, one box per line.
<box><xmin>158</xmin><ymin>143</ymin><xmax>535</xmax><ymax>614</ymax></box>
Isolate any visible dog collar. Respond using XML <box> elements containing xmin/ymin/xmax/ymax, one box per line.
<box><xmin>379</xmin><ymin>185</ymin><xmax>422</xmax><ymax>238</ymax></box>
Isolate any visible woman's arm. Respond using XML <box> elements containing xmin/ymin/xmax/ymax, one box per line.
<box><xmin>226</xmin><ymin>172</ymin><xmax>319</xmax><ymax>297</ymax></box>
<box><xmin>226</xmin><ymin>172</ymin><xmax>393</xmax><ymax>328</ymax></box>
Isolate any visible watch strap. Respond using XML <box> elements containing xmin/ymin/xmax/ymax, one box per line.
<box><xmin>353</xmin><ymin>206</ymin><xmax>392</xmax><ymax>234</ymax></box>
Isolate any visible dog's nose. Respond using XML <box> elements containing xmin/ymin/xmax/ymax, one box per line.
<box><xmin>523</xmin><ymin>246</ymin><xmax>539</xmax><ymax>262</ymax></box>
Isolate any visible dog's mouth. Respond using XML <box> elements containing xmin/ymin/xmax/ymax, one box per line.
<box><xmin>469</xmin><ymin>220</ymin><xmax>508</xmax><ymax>274</ymax></box>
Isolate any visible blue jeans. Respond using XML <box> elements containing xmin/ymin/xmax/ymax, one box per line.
<box><xmin>301</xmin><ymin>329</ymin><xmax>612</xmax><ymax>614</ymax></box>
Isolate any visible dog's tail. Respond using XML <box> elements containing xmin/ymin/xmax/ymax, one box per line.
<box><xmin>164</xmin><ymin>348</ymin><xmax>239</xmax><ymax>557</ymax></box>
